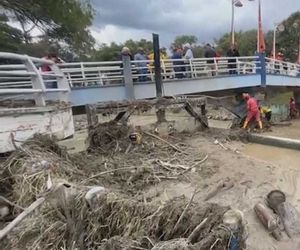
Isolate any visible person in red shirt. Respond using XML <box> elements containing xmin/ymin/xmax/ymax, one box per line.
<box><xmin>242</xmin><ymin>93</ymin><xmax>263</xmax><ymax>130</ymax></box>
<box><xmin>289</xmin><ymin>97</ymin><xmax>298</xmax><ymax>119</ymax></box>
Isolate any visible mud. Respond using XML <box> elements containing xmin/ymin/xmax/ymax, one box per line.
<box><xmin>2</xmin><ymin>106</ymin><xmax>300</xmax><ymax>249</ymax></box>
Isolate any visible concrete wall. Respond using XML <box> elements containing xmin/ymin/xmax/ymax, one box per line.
<box><xmin>0</xmin><ymin>106</ymin><xmax>74</xmax><ymax>153</ymax></box>
<box><xmin>270</xmin><ymin>104</ymin><xmax>289</xmax><ymax>122</ymax></box>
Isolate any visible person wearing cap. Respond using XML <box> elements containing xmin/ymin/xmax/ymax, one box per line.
<box><xmin>183</xmin><ymin>43</ymin><xmax>194</xmax><ymax>60</ymax></box>
<box><xmin>120</xmin><ymin>47</ymin><xmax>133</xmax><ymax>61</ymax></box>
<box><xmin>242</xmin><ymin>93</ymin><xmax>263</xmax><ymax>130</ymax></box>
<box><xmin>183</xmin><ymin>43</ymin><xmax>194</xmax><ymax>78</ymax></box>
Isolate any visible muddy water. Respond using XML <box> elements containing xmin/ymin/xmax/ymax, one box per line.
<box><xmin>244</xmin><ymin>143</ymin><xmax>300</xmax><ymax>206</ymax></box>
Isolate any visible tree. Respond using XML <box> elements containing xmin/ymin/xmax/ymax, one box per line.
<box><xmin>215</xmin><ymin>30</ymin><xmax>256</xmax><ymax>56</ymax></box>
<box><xmin>276</xmin><ymin>11</ymin><xmax>300</xmax><ymax>62</ymax></box>
<box><xmin>93</xmin><ymin>43</ymin><xmax>123</xmax><ymax>61</ymax></box>
<box><xmin>124</xmin><ymin>39</ymin><xmax>153</xmax><ymax>54</ymax></box>
<box><xmin>0</xmin><ymin>0</ymin><xmax>95</xmax><ymax>59</ymax></box>
<box><xmin>0</xmin><ymin>15</ymin><xmax>24</xmax><ymax>53</ymax></box>
<box><xmin>173</xmin><ymin>35</ymin><xmax>198</xmax><ymax>47</ymax></box>
<box><xmin>92</xmin><ymin>39</ymin><xmax>153</xmax><ymax>61</ymax></box>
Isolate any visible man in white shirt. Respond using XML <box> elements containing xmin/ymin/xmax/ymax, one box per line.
<box><xmin>183</xmin><ymin>43</ymin><xmax>194</xmax><ymax>60</ymax></box>
<box><xmin>183</xmin><ymin>43</ymin><xmax>194</xmax><ymax>77</ymax></box>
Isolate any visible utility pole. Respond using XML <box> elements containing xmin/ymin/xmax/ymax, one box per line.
<box><xmin>152</xmin><ymin>33</ymin><xmax>166</xmax><ymax>122</ymax></box>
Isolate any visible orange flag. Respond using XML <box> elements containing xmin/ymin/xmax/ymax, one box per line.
<box><xmin>257</xmin><ymin>0</ymin><xmax>266</xmax><ymax>53</ymax></box>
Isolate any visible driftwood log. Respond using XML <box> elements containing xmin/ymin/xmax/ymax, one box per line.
<box><xmin>204</xmin><ymin>179</ymin><xmax>234</xmax><ymax>201</ymax></box>
<box><xmin>254</xmin><ymin>202</ymin><xmax>282</xmax><ymax>240</ymax></box>
<box><xmin>86</xmin><ymin>97</ymin><xmax>208</xmax><ymax>128</ymax></box>
<box><xmin>277</xmin><ymin>202</ymin><xmax>300</xmax><ymax>238</ymax></box>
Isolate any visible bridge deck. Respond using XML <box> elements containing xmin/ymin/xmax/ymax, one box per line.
<box><xmin>0</xmin><ymin>52</ymin><xmax>299</xmax><ymax>106</ymax></box>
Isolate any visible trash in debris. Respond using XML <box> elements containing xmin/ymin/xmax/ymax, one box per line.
<box><xmin>87</xmin><ymin>121</ymin><xmax>131</xmax><ymax>153</ymax></box>
<box><xmin>254</xmin><ymin>202</ymin><xmax>282</xmax><ymax>240</ymax></box>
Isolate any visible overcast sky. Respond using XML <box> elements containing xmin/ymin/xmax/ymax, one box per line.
<box><xmin>90</xmin><ymin>0</ymin><xmax>300</xmax><ymax>47</ymax></box>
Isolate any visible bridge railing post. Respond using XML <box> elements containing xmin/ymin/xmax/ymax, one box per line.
<box><xmin>80</xmin><ymin>62</ymin><xmax>86</xmax><ymax>86</ymax></box>
<box><xmin>49</xmin><ymin>63</ymin><xmax>70</xmax><ymax>102</ymax></box>
<box><xmin>122</xmin><ymin>55</ymin><xmax>135</xmax><ymax>100</ymax></box>
<box><xmin>259</xmin><ymin>53</ymin><xmax>266</xmax><ymax>88</ymax></box>
<box><xmin>189</xmin><ymin>59</ymin><xmax>194</xmax><ymax>78</ymax></box>
<box><xmin>24</xmin><ymin>56</ymin><xmax>46</xmax><ymax>106</ymax></box>
<box><xmin>255</xmin><ymin>53</ymin><xmax>266</xmax><ymax>88</ymax></box>
<box><xmin>213</xmin><ymin>58</ymin><xmax>218</xmax><ymax>76</ymax></box>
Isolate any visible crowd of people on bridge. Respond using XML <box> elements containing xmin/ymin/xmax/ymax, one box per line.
<box><xmin>117</xmin><ymin>42</ymin><xmax>244</xmax><ymax>82</ymax></box>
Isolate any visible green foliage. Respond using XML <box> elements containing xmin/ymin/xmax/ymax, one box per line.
<box><xmin>193</xmin><ymin>46</ymin><xmax>204</xmax><ymax>58</ymax></box>
<box><xmin>215</xmin><ymin>12</ymin><xmax>300</xmax><ymax>61</ymax></box>
<box><xmin>173</xmin><ymin>35</ymin><xmax>198</xmax><ymax>47</ymax></box>
<box><xmin>93</xmin><ymin>39</ymin><xmax>153</xmax><ymax>61</ymax></box>
<box><xmin>124</xmin><ymin>39</ymin><xmax>153</xmax><ymax>54</ymax></box>
<box><xmin>215</xmin><ymin>30</ymin><xmax>257</xmax><ymax>56</ymax></box>
<box><xmin>0</xmin><ymin>15</ymin><xmax>24</xmax><ymax>53</ymax></box>
<box><xmin>0</xmin><ymin>0</ymin><xmax>95</xmax><ymax>59</ymax></box>
<box><xmin>276</xmin><ymin>11</ymin><xmax>300</xmax><ymax>62</ymax></box>
<box><xmin>94</xmin><ymin>43</ymin><xmax>123</xmax><ymax>61</ymax></box>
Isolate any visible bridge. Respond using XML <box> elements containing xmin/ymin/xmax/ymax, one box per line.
<box><xmin>0</xmin><ymin>52</ymin><xmax>300</xmax><ymax>107</ymax></box>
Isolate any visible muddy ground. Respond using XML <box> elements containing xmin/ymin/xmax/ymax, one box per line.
<box><xmin>70</xmin><ymin>111</ymin><xmax>300</xmax><ymax>250</ymax></box>
<box><xmin>1</xmin><ymin>108</ymin><xmax>300</xmax><ymax>249</ymax></box>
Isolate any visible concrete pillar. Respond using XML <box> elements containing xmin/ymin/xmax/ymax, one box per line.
<box><xmin>122</xmin><ymin>55</ymin><xmax>135</xmax><ymax>100</ymax></box>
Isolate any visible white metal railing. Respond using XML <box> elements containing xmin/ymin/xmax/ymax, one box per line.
<box><xmin>60</xmin><ymin>56</ymin><xmax>261</xmax><ymax>87</ymax></box>
<box><xmin>0</xmin><ymin>52</ymin><xmax>70</xmax><ymax>106</ymax></box>
<box><xmin>1</xmin><ymin>54</ymin><xmax>299</xmax><ymax>94</ymax></box>
<box><xmin>265</xmin><ymin>57</ymin><xmax>300</xmax><ymax>77</ymax></box>
<box><xmin>59</xmin><ymin>61</ymin><xmax>124</xmax><ymax>87</ymax></box>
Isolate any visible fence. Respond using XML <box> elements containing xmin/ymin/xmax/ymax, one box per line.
<box><xmin>60</xmin><ymin>56</ymin><xmax>263</xmax><ymax>87</ymax></box>
<box><xmin>0</xmin><ymin>53</ymin><xmax>300</xmax><ymax>98</ymax></box>
<box><xmin>0</xmin><ymin>52</ymin><xmax>70</xmax><ymax>106</ymax></box>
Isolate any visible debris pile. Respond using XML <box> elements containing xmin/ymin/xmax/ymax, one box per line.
<box><xmin>82</xmin><ymin>125</ymin><xmax>211</xmax><ymax>193</ymax></box>
<box><xmin>87</xmin><ymin>121</ymin><xmax>131</xmax><ymax>153</ymax></box>
<box><xmin>5</xmin><ymin>190</ymin><xmax>231</xmax><ymax>250</ymax></box>
<box><xmin>0</xmin><ymin>135</ymin><xmax>85</xmax><ymax>207</ymax></box>
<box><xmin>0</xmin><ymin>134</ymin><xmax>237</xmax><ymax>249</ymax></box>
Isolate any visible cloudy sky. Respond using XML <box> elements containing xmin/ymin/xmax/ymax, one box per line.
<box><xmin>90</xmin><ymin>0</ymin><xmax>300</xmax><ymax>46</ymax></box>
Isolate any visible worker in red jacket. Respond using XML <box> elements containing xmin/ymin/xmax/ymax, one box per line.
<box><xmin>242</xmin><ymin>93</ymin><xmax>263</xmax><ymax>130</ymax></box>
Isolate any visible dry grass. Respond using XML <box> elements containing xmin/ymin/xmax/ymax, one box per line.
<box><xmin>0</xmin><ymin>133</ymin><xmax>234</xmax><ymax>250</ymax></box>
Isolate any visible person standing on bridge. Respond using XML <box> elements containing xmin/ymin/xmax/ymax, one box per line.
<box><xmin>227</xmin><ymin>44</ymin><xmax>240</xmax><ymax>75</ymax></box>
<box><xmin>171</xmin><ymin>46</ymin><xmax>184</xmax><ymax>79</ymax></box>
<box><xmin>242</xmin><ymin>93</ymin><xmax>263</xmax><ymax>130</ymax></box>
<box><xmin>183</xmin><ymin>43</ymin><xmax>194</xmax><ymax>78</ymax></box>
<box><xmin>134</xmin><ymin>48</ymin><xmax>148</xmax><ymax>82</ymax></box>
<box><xmin>119</xmin><ymin>47</ymin><xmax>133</xmax><ymax>61</ymax></box>
<box><xmin>41</xmin><ymin>53</ymin><xmax>64</xmax><ymax>88</ymax></box>
<box><xmin>204</xmin><ymin>44</ymin><xmax>217</xmax><ymax>76</ymax></box>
